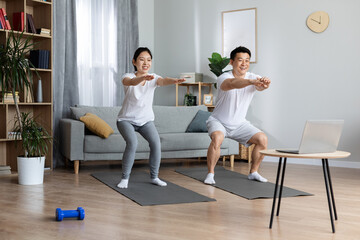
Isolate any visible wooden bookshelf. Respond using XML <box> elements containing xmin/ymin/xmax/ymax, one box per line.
<box><xmin>0</xmin><ymin>0</ymin><xmax>53</xmax><ymax>172</ymax></box>
<box><xmin>175</xmin><ymin>82</ymin><xmax>215</xmax><ymax>110</ymax></box>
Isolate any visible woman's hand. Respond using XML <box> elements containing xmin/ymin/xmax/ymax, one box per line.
<box><xmin>157</xmin><ymin>77</ymin><xmax>186</xmax><ymax>86</ymax></box>
<box><xmin>141</xmin><ymin>75</ymin><xmax>155</xmax><ymax>81</ymax></box>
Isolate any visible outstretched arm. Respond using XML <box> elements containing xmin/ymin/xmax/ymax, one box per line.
<box><xmin>157</xmin><ymin>77</ymin><xmax>186</xmax><ymax>86</ymax></box>
<box><xmin>122</xmin><ymin>75</ymin><xmax>154</xmax><ymax>86</ymax></box>
<box><xmin>220</xmin><ymin>77</ymin><xmax>271</xmax><ymax>91</ymax></box>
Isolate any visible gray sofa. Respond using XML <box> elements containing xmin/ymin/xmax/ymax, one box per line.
<box><xmin>60</xmin><ymin>105</ymin><xmax>239</xmax><ymax>173</ymax></box>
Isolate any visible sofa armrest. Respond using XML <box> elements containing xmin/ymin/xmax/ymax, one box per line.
<box><xmin>60</xmin><ymin>118</ymin><xmax>85</xmax><ymax>161</ymax></box>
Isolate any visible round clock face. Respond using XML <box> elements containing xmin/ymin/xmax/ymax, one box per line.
<box><xmin>306</xmin><ymin>11</ymin><xmax>330</xmax><ymax>33</ymax></box>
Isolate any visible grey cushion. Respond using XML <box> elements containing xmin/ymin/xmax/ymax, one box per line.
<box><xmin>154</xmin><ymin>105</ymin><xmax>208</xmax><ymax>134</ymax></box>
<box><xmin>160</xmin><ymin>133</ymin><xmax>211</xmax><ymax>151</ymax></box>
<box><xmin>186</xmin><ymin>110</ymin><xmax>211</xmax><ymax>132</ymax></box>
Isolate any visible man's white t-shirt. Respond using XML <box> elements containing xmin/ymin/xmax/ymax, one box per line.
<box><xmin>117</xmin><ymin>73</ymin><xmax>160</xmax><ymax>126</ymax></box>
<box><xmin>209</xmin><ymin>71</ymin><xmax>260</xmax><ymax>130</ymax></box>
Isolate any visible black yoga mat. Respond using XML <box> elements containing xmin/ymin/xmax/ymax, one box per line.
<box><xmin>92</xmin><ymin>171</ymin><xmax>216</xmax><ymax>206</ymax></box>
<box><xmin>175</xmin><ymin>167</ymin><xmax>313</xmax><ymax>200</ymax></box>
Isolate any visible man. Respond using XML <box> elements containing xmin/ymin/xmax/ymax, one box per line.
<box><xmin>204</xmin><ymin>46</ymin><xmax>271</xmax><ymax>184</ymax></box>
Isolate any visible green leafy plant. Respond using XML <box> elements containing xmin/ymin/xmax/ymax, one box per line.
<box><xmin>208</xmin><ymin>52</ymin><xmax>230</xmax><ymax>88</ymax></box>
<box><xmin>13</xmin><ymin>112</ymin><xmax>52</xmax><ymax>157</ymax></box>
<box><xmin>184</xmin><ymin>93</ymin><xmax>196</xmax><ymax>106</ymax></box>
<box><xmin>0</xmin><ymin>31</ymin><xmax>39</xmax><ymax>133</ymax></box>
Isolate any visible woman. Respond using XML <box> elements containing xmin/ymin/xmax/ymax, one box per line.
<box><xmin>117</xmin><ymin>47</ymin><xmax>185</xmax><ymax>188</ymax></box>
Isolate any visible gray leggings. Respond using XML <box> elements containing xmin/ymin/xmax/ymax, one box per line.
<box><xmin>117</xmin><ymin>120</ymin><xmax>161</xmax><ymax>180</ymax></box>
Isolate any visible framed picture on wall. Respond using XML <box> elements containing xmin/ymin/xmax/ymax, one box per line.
<box><xmin>203</xmin><ymin>94</ymin><xmax>213</xmax><ymax>106</ymax></box>
<box><xmin>222</xmin><ymin>8</ymin><xmax>257</xmax><ymax>63</ymax></box>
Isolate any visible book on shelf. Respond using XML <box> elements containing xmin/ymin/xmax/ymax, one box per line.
<box><xmin>13</xmin><ymin>12</ymin><xmax>24</xmax><ymax>31</ymax></box>
<box><xmin>37</xmin><ymin>28</ymin><xmax>51</xmax><ymax>36</ymax></box>
<box><xmin>0</xmin><ymin>9</ymin><xmax>6</xmax><ymax>29</ymax></box>
<box><xmin>1</xmin><ymin>8</ymin><xmax>12</xmax><ymax>30</ymax></box>
<box><xmin>30</xmin><ymin>49</ymin><xmax>50</xmax><ymax>69</ymax></box>
<box><xmin>0</xmin><ymin>19</ymin><xmax>3</xmax><ymax>29</ymax></box>
<box><xmin>26</xmin><ymin>13</ymin><xmax>36</xmax><ymax>33</ymax></box>
<box><xmin>8</xmin><ymin>132</ymin><xmax>21</xmax><ymax>140</ymax></box>
<box><xmin>1</xmin><ymin>92</ymin><xmax>20</xmax><ymax>103</ymax></box>
<box><xmin>0</xmin><ymin>165</ymin><xmax>11</xmax><ymax>175</ymax></box>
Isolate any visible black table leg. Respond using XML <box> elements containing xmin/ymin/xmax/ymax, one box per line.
<box><xmin>269</xmin><ymin>157</ymin><xmax>282</xmax><ymax>229</ymax></box>
<box><xmin>322</xmin><ymin>158</ymin><xmax>335</xmax><ymax>233</ymax></box>
<box><xmin>276</xmin><ymin>157</ymin><xmax>287</xmax><ymax>216</ymax></box>
<box><xmin>325</xmin><ymin>158</ymin><xmax>337</xmax><ymax>220</ymax></box>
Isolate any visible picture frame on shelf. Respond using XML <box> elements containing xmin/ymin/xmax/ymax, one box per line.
<box><xmin>203</xmin><ymin>94</ymin><xmax>213</xmax><ymax>106</ymax></box>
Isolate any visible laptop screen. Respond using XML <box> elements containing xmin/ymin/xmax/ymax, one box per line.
<box><xmin>297</xmin><ymin>120</ymin><xmax>344</xmax><ymax>154</ymax></box>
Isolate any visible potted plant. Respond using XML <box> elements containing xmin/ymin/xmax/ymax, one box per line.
<box><xmin>13</xmin><ymin>112</ymin><xmax>52</xmax><ymax>185</ymax></box>
<box><xmin>184</xmin><ymin>93</ymin><xmax>197</xmax><ymax>106</ymax></box>
<box><xmin>0</xmin><ymin>31</ymin><xmax>49</xmax><ymax>185</ymax></box>
<box><xmin>208</xmin><ymin>52</ymin><xmax>230</xmax><ymax>88</ymax></box>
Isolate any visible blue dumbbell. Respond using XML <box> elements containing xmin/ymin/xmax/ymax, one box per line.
<box><xmin>56</xmin><ymin>207</ymin><xmax>85</xmax><ymax>221</ymax></box>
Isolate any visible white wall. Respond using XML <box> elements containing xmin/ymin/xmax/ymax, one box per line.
<box><xmin>138</xmin><ymin>0</ymin><xmax>360</xmax><ymax>165</ymax></box>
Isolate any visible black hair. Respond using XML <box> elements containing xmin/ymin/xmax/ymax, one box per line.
<box><xmin>230</xmin><ymin>46</ymin><xmax>251</xmax><ymax>60</ymax></box>
<box><xmin>132</xmin><ymin>47</ymin><xmax>153</xmax><ymax>71</ymax></box>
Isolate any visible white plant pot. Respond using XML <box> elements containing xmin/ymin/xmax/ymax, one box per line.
<box><xmin>17</xmin><ymin>156</ymin><xmax>45</xmax><ymax>185</ymax></box>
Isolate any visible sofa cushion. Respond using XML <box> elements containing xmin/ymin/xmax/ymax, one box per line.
<box><xmin>160</xmin><ymin>133</ymin><xmax>235</xmax><ymax>151</ymax></box>
<box><xmin>80</xmin><ymin>113</ymin><xmax>114</xmax><ymax>138</ymax></box>
<box><xmin>70</xmin><ymin>106</ymin><xmax>121</xmax><ymax>134</ymax></box>
<box><xmin>159</xmin><ymin>133</ymin><xmax>210</xmax><ymax>151</ymax></box>
<box><xmin>84</xmin><ymin>133</ymin><xmax>150</xmax><ymax>153</ymax></box>
<box><xmin>186</xmin><ymin>110</ymin><xmax>211</xmax><ymax>132</ymax></box>
<box><xmin>153</xmin><ymin>105</ymin><xmax>208</xmax><ymax>134</ymax></box>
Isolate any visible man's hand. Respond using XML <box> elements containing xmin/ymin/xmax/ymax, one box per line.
<box><xmin>258</xmin><ymin>77</ymin><xmax>271</xmax><ymax>89</ymax></box>
<box><xmin>253</xmin><ymin>77</ymin><xmax>271</xmax><ymax>91</ymax></box>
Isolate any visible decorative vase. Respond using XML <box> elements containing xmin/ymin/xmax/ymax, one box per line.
<box><xmin>37</xmin><ymin>79</ymin><xmax>43</xmax><ymax>103</ymax></box>
<box><xmin>17</xmin><ymin>156</ymin><xmax>45</xmax><ymax>185</ymax></box>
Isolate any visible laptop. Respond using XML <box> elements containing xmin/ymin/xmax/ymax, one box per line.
<box><xmin>276</xmin><ymin>120</ymin><xmax>344</xmax><ymax>154</ymax></box>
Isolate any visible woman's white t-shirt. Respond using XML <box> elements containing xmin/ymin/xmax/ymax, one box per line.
<box><xmin>209</xmin><ymin>71</ymin><xmax>260</xmax><ymax>130</ymax></box>
<box><xmin>117</xmin><ymin>73</ymin><xmax>160</xmax><ymax>126</ymax></box>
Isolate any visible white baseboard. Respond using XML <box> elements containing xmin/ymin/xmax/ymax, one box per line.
<box><xmin>263</xmin><ymin>156</ymin><xmax>360</xmax><ymax>169</ymax></box>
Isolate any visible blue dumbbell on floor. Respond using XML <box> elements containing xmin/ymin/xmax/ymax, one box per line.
<box><xmin>56</xmin><ymin>207</ymin><xmax>85</xmax><ymax>221</ymax></box>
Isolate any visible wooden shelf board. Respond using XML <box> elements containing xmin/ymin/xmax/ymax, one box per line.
<box><xmin>27</xmin><ymin>0</ymin><xmax>52</xmax><ymax>7</ymax></box>
<box><xmin>1</xmin><ymin>102</ymin><xmax>52</xmax><ymax>106</ymax></box>
<box><xmin>30</xmin><ymin>68</ymin><xmax>52</xmax><ymax>72</ymax></box>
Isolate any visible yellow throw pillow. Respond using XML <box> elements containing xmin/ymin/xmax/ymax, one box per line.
<box><xmin>80</xmin><ymin>113</ymin><xmax>114</xmax><ymax>138</ymax></box>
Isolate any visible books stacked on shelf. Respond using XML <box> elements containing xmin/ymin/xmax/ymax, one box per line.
<box><xmin>26</xmin><ymin>13</ymin><xmax>36</xmax><ymax>33</ymax></box>
<box><xmin>0</xmin><ymin>166</ymin><xmax>11</xmax><ymax>175</ymax></box>
<box><xmin>0</xmin><ymin>8</ymin><xmax>11</xmax><ymax>30</ymax></box>
<box><xmin>37</xmin><ymin>28</ymin><xmax>51</xmax><ymax>36</ymax></box>
<box><xmin>13</xmin><ymin>12</ymin><xmax>24</xmax><ymax>31</ymax></box>
<box><xmin>1</xmin><ymin>92</ymin><xmax>19</xmax><ymax>103</ymax></box>
<box><xmin>8</xmin><ymin>132</ymin><xmax>21</xmax><ymax>140</ymax></box>
<box><xmin>29</xmin><ymin>50</ymin><xmax>50</xmax><ymax>69</ymax></box>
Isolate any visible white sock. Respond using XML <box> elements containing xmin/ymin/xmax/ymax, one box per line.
<box><xmin>117</xmin><ymin>179</ymin><xmax>129</xmax><ymax>189</ymax></box>
<box><xmin>151</xmin><ymin>178</ymin><xmax>167</xmax><ymax>187</ymax></box>
<box><xmin>248</xmin><ymin>171</ymin><xmax>268</xmax><ymax>183</ymax></box>
<box><xmin>204</xmin><ymin>173</ymin><xmax>216</xmax><ymax>185</ymax></box>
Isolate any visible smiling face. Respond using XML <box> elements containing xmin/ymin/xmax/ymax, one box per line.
<box><xmin>230</xmin><ymin>52</ymin><xmax>250</xmax><ymax>78</ymax></box>
<box><xmin>133</xmin><ymin>51</ymin><xmax>152</xmax><ymax>75</ymax></box>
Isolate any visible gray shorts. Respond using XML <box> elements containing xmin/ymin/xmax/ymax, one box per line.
<box><xmin>206</xmin><ymin>118</ymin><xmax>261</xmax><ymax>147</ymax></box>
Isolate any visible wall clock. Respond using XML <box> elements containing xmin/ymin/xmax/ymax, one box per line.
<box><xmin>306</xmin><ymin>11</ymin><xmax>330</xmax><ymax>33</ymax></box>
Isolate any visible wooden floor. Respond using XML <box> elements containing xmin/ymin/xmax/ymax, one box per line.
<box><xmin>0</xmin><ymin>159</ymin><xmax>359</xmax><ymax>240</ymax></box>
